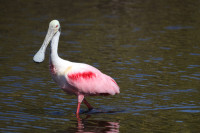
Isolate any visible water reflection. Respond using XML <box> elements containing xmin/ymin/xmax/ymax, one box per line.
<box><xmin>59</xmin><ymin>115</ymin><xmax>119</xmax><ymax>133</ymax></box>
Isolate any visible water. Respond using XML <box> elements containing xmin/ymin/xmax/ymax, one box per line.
<box><xmin>0</xmin><ymin>0</ymin><xmax>200</xmax><ymax>132</ymax></box>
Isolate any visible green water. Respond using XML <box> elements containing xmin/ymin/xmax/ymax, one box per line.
<box><xmin>0</xmin><ymin>0</ymin><xmax>200</xmax><ymax>132</ymax></box>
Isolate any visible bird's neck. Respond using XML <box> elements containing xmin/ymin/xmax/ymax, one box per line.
<box><xmin>50</xmin><ymin>31</ymin><xmax>61</xmax><ymax>64</ymax></box>
<box><xmin>49</xmin><ymin>31</ymin><xmax>72</xmax><ymax>74</ymax></box>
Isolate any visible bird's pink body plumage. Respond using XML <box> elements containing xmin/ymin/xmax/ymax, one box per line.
<box><xmin>51</xmin><ymin>62</ymin><xmax>119</xmax><ymax>96</ymax></box>
<box><xmin>33</xmin><ymin>20</ymin><xmax>120</xmax><ymax>117</ymax></box>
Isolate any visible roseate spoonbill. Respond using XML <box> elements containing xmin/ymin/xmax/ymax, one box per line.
<box><xmin>33</xmin><ymin>20</ymin><xmax>120</xmax><ymax>116</ymax></box>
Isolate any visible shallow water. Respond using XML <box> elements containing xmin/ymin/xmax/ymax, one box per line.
<box><xmin>0</xmin><ymin>0</ymin><xmax>200</xmax><ymax>132</ymax></box>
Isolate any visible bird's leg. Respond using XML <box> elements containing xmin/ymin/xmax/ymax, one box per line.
<box><xmin>76</xmin><ymin>94</ymin><xmax>84</xmax><ymax>117</ymax></box>
<box><xmin>83</xmin><ymin>99</ymin><xmax>93</xmax><ymax>111</ymax></box>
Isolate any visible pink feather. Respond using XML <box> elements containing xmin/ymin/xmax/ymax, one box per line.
<box><xmin>66</xmin><ymin>64</ymin><xmax>120</xmax><ymax>96</ymax></box>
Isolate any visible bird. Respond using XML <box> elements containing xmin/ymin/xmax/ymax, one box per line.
<box><xmin>33</xmin><ymin>20</ymin><xmax>120</xmax><ymax>117</ymax></box>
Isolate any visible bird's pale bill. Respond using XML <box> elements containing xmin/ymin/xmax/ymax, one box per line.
<box><xmin>33</xmin><ymin>20</ymin><xmax>59</xmax><ymax>63</ymax></box>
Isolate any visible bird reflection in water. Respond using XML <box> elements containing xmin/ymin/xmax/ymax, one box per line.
<box><xmin>76</xmin><ymin>115</ymin><xmax>120</xmax><ymax>133</ymax></box>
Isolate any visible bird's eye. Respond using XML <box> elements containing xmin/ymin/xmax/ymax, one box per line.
<box><xmin>56</xmin><ymin>25</ymin><xmax>58</xmax><ymax>28</ymax></box>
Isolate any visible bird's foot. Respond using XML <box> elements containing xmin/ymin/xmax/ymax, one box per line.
<box><xmin>88</xmin><ymin>107</ymin><xmax>93</xmax><ymax>111</ymax></box>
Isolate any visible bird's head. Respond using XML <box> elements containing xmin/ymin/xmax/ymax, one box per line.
<box><xmin>33</xmin><ymin>20</ymin><xmax>60</xmax><ymax>63</ymax></box>
<box><xmin>49</xmin><ymin>20</ymin><xmax>60</xmax><ymax>33</ymax></box>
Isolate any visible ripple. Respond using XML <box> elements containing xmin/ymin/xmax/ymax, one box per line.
<box><xmin>180</xmin><ymin>75</ymin><xmax>200</xmax><ymax>80</ymax></box>
<box><xmin>178</xmin><ymin>110</ymin><xmax>200</xmax><ymax>113</ymax></box>
<box><xmin>191</xmin><ymin>73</ymin><xmax>200</xmax><ymax>77</ymax></box>
<box><xmin>11</xmin><ymin>66</ymin><xmax>25</xmax><ymax>71</ymax></box>
<box><xmin>138</xmin><ymin>37</ymin><xmax>152</xmax><ymax>41</ymax></box>
<box><xmin>187</xmin><ymin>65</ymin><xmax>200</xmax><ymax>69</ymax></box>
<box><xmin>190</xmin><ymin>53</ymin><xmax>200</xmax><ymax>56</ymax></box>
<box><xmin>106</xmin><ymin>34</ymin><xmax>115</xmax><ymax>38</ymax></box>
<box><xmin>66</xmin><ymin>41</ymin><xmax>80</xmax><ymax>44</ymax></box>
<box><xmin>67</xmin><ymin>50</ymin><xmax>81</xmax><ymax>53</ymax></box>
<box><xmin>134</xmin><ymin>73</ymin><xmax>155</xmax><ymax>78</ymax></box>
<box><xmin>159</xmin><ymin>89</ymin><xmax>197</xmax><ymax>95</ymax></box>
<box><xmin>132</xmin><ymin>27</ymin><xmax>140</xmax><ymax>32</ymax></box>
<box><xmin>120</xmin><ymin>44</ymin><xmax>138</xmax><ymax>48</ymax></box>
<box><xmin>0</xmin><ymin>76</ymin><xmax>23</xmax><ymax>81</ymax></box>
<box><xmin>133</xmin><ymin>99</ymin><xmax>153</xmax><ymax>105</ymax></box>
<box><xmin>65</xmin><ymin>23</ymin><xmax>93</xmax><ymax>26</ymax></box>
<box><xmin>151</xmin><ymin>57</ymin><xmax>163</xmax><ymax>61</ymax></box>
<box><xmin>165</xmin><ymin>25</ymin><xmax>193</xmax><ymax>30</ymax></box>
<box><xmin>159</xmin><ymin>47</ymin><xmax>171</xmax><ymax>50</ymax></box>
<box><xmin>27</xmin><ymin>77</ymin><xmax>45</xmax><ymax>85</ymax></box>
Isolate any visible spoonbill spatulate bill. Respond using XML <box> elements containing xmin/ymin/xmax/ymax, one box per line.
<box><xmin>33</xmin><ymin>20</ymin><xmax>120</xmax><ymax>117</ymax></box>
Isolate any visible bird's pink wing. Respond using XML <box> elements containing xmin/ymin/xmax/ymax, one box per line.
<box><xmin>66</xmin><ymin>64</ymin><xmax>120</xmax><ymax>96</ymax></box>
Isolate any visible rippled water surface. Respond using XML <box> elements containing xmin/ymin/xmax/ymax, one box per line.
<box><xmin>1</xmin><ymin>0</ymin><xmax>200</xmax><ymax>132</ymax></box>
